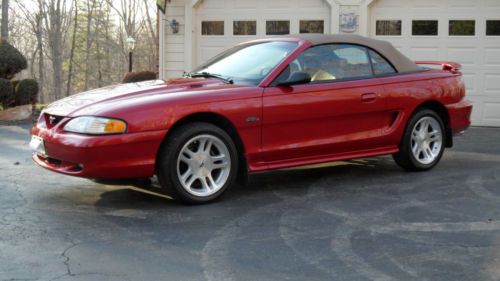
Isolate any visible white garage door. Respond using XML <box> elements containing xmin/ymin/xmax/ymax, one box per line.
<box><xmin>194</xmin><ymin>0</ymin><xmax>330</xmax><ymax>66</ymax></box>
<box><xmin>370</xmin><ymin>0</ymin><xmax>500</xmax><ymax>127</ymax></box>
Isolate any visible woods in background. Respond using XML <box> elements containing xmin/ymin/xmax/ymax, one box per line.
<box><xmin>6</xmin><ymin>0</ymin><xmax>158</xmax><ymax>104</ymax></box>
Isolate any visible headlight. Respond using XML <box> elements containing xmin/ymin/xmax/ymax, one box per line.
<box><xmin>64</xmin><ymin>116</ymin><xmax>127</xmax><ymax>135</ymax></box>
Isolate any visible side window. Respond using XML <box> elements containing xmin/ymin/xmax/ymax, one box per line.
<box><xmin>368</xmin><ymin>50</ymin><xmax>396</xmax><ymax>75</ymax></box>
<box><xmin>275</xmin><ymin>44</ymin><xmax>375</xmax><ymax>84</ymax></box>
<box><xmin>332</xmin><ymin>45</ymin><xmax>372</xmax><ymax>79</ymax></box>
<box><xmin>304</xmin><ymin>45</ymin><xmax>372</xmax><ymax>82</ymax></box>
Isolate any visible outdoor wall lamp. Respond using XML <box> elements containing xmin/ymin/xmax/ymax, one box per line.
<box><xmin>169</xmin><ymin>19</ymin><xmax>180</xmax><ymax>34</ymax></box>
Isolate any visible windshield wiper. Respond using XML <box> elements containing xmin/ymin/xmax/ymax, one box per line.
<box><xmin>184</xmin><ymin>72</ymin><xmax>234</xmax><ymax>84</ymax></box>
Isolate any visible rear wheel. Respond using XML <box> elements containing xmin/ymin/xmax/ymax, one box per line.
<box><xmin>157</xmin><ymin>122</ymin><xmax>238</xmax><ymax>204</ymax></box>
<box><xmin>393</xmin><ymin>109</ymin><xmax>445</xmax><ymax>171</ymax></box>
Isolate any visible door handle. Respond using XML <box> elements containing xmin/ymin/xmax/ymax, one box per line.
<box><xmin>361</xmin><ymin>92</ymin><xmax>377</xmax><ymax>103</ymax></box>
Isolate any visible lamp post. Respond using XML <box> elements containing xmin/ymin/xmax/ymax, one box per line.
<box><xmin>126</xmin><ymin>36</ymin><xmax>136</xmax><ymax>72</ymax></box>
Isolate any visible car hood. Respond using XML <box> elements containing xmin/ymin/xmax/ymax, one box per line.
<box><xmin>43</xmin><ymin>79</ymin><xmax>231</xmax><ymax>117</ymax></box>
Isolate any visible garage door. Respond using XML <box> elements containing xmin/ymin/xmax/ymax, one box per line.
<box><xmin>370</xmin><ymin>0</ymin><xmax>500</xmax><ymax>127</ymax></box>
<box><xmin>194</xmin><ymin>0</ymin><xmax>330</xmax><ymax>66</ymax></box>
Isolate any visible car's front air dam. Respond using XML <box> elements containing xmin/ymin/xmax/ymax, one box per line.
<box><xmin>31</xmin><ymin>128</ymin><xmax>168</xmax><ymax>179</ymax></box>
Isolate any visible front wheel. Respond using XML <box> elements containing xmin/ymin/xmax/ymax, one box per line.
<box><xmin>156</xmin><ymin>122</ymin><xmax>238</xmax><ymax>204</ymax></box>
<box><xmin>393</xmin><ymin>109</ymin><xmax>445</xmax><ymax>171</ymax></box>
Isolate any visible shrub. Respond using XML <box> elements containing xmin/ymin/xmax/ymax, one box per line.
<box><xmin>15</xmin><ymin>79</ymin><xmax>39</xmax><ymax>105</ymax></box>
<box><xmin>122</xmin><ymin>71</ymin><xmax>157</xmax><ymax>83</ymax></box>
<box><xmin>0</xmin><ymin>42</ymin><xmax>28</xmax><ymax>80</ymax></box>
<box><xmin>0</xmin><ymin>78</ymin><xmax>15</xmax><ymax>108</ymax></box>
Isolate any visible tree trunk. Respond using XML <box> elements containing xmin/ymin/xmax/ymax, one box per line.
<box><xmin>66</xmin><ymin>0</ymin><xmax>78</xmax><ymax>97</ymax></box>
<box><xmin>1</xmin><ymin>0</ymin><xmax>8</xmax><ymax>42</ymax></box>
<box><xmin>84</xmin><ymin>0</ymin><xmax>96</xmax><ymax>90</ymax></box>
<box><xmin>43</xmin><ymin>0</ymin><xmax>66</xmax><ymax>101</ymax></box>
<box><xmin>95</xmin><ymin>3</ymin><xmax>102</xmax><ymax>88</ymax></box>
<box><xmin>104</xmin><ymin>7</ymin><xmax>111</xmax><ymax>84</ymax></box>
<box><xmin>36</xmin><ymin>13</ymin><xmax>44</xmax><ymax>103</ymax></box>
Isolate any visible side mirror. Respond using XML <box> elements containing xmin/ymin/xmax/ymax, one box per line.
<box><xmin>277</xmin><ymin>71</ymin><xmax>311</xmax><ymax>86</ymax></box>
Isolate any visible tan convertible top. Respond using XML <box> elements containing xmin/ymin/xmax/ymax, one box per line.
<box><xmin>285</xmin><ymin>34</ymin><xmax>420</xmax><ymax>73</ymax></box>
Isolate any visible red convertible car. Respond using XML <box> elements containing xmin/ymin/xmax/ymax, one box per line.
<box><xmin>30</xmin><ymin>34</ymin><xmax>472</xmax><ymax>204</ymax></box>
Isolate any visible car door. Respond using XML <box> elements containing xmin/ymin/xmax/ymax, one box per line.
<box><xmin>261</xmin><ymin>44</ymin><xmax>396</xmax><ymax>165</ymax></box>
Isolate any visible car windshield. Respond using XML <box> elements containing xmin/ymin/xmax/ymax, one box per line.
<box><xmin>191</xmin><ymin>41</ymin><xmax>299</xmax><ymax>86</ymax></box>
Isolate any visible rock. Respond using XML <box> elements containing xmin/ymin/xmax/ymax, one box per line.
<box><xmin>0</xmin><ymin>104</ymin><xmax>32</xmax><ymax>121</ymax></box>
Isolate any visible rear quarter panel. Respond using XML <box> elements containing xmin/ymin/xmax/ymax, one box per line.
<box><xmin>378</xmin><ymin>69</ymin><xmax>465</xmax><ymax>146</ymax></box>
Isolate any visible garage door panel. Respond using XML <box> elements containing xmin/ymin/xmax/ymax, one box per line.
<box><xmin>410</xmin><ymin>47</ymin><xmax>441</xmax><ymax>61</ymax></box>
<box><xmin>483</xmin><ymin>102</ymin><xmax>500</xmax><ymax>126</ymax></box>
<box><xmin>267</xmin><ymin>0</ymin><xmax>290</xmax><ymax>9</ymax></box>
<box><xmin>484</xmin><ymin>74</ymin><xmax>500</xmax><ymax>92</ymax></box>
<box><xmin>445</xmin><ymin>0</ymin><xmax>475</xmax><ymax>9</ymax></box>
<box><xmin>484</xmin><ymin>0</ymin><xmax>500</xmax><ymax>8</ymax></box>
<box><xmin>298</xmin><ymin>1</ymin><xmax>326</xmax><ymax>8</ymax></box>
<box><xmin>232</xmin><ymin>1</ymin><xmax>258</xmax><ymax>9</ymax></box>
<box><xmin>374</xmin><ymin>0</ymin><xmax>403</xmax><ymax>9</ymax></box>
<box><xmin>447</xmin><ymin>47</ymin><xmax>478</xmax><ymax>66</ymax></box>
<box><xmin>468</xmin><ymin>98</ymin><xmax>483</xmax><ymax>125</ymax></box>
<box><xmin>199</xmin><ymin>46</ymin><xmax>225</xmax><ymax>62</ymax></box>
<box><xmin>461</xmin><ymin>73</ymin><xmax>476</xmax><ymax>92</ymax></box>
<box><xmin>484</xmin><ymin>48</ymin><xmax>500</xmax><ymax>66</ymax></box>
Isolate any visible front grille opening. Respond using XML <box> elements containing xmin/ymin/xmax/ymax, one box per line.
<box><xmin>45</xmin><ymin>157</ymin><xmax>62</xmax><ymax>166</ymax></box>
<box><xmin>40</xmin><ymin>156</ymin><xmax>83</xmax><ymax>172</ymax></box>
<box><xmin>44</xmin><ymin>114</ymin><xmax>64</xmax><ymax>128</ymax></box>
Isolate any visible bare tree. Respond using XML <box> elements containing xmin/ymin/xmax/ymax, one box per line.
<box><xmin>42</xmin><ymin>0</ymin><xmax>72</xmax><ymax>100</ymax></box>
<box><xmin>15</xmin><ymin>0</ymin><xmax>45</xmax><ymax>102</ymax></box>
<box><xmin>106</xmin><ymin>0</ymin><xmax>147</xmax><ymax>72</ymax></box>
<box><xmin>84</xmin><ymin>0</ymin><xmax>98</xmax><ymax>90</ymax></box>
<box><xmin>1</xmin><ymin>0</ymin><xmax>8</xmax><ymax>42</ymax></box>
<box><xmin>66</xmin><ymin>0</ymin><xmax>78</xmax><ymax>96</ymax></box>
<box><xmin>9</xmin><ymin>0</ymin><xmax>158</xmax><ymax>103</ymax></box>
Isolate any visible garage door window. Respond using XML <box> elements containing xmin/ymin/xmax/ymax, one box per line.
<box><xmin>266</xmin><ymin>21</ymin><xmax>290</xmax><ymax>35</ymax></box>
<box><xmin>449</xmin><ymin>20</ymin><xmax>475</xmax><ymax>36</ymax></box>
<box><xmin>233</xmin><ymin>21</ymin><xmax>257</xmax><ymax>36</ymax></box>
<box><xmin>202</xmin><ymin>21</ymin><xmax>224</xmax><ymax>36</ymax></box>
<box><xmin>412</xmin><ymin>20</ymin><xmax>438</xmax><ymax>36</ymax></box>
<box><xmin>300</xmin><ymin>20</ymin><xmax>324</xmax><ymax>34</ymax></box>
<box><xmin>376</xmin><ymin>20</ymin><xmax>402</xmax><ymax>36</ymax></box>
<box><xmin>486</xmin><ymin>20</ymin><xmax>500</xmax><ymax>36</ymax></box>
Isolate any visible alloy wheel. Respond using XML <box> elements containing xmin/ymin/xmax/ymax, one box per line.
<box><xmin>410</xmin><ymin>116</ymin><xmax>443</xmax><ymax>165</ymax></box>
<box><xmin>176</xmin><ymin>134</ymin><xmax>231</xmax><ymax>197</ymax></box>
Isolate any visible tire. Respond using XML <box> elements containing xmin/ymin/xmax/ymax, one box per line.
<box><xmin>393</xmin><ymin>109</ymin><xmax>446</xmax><ymax>171</ymax></box>
<box><xmin>156</xmin><ymin>122</ymin><xmax>239</xmax><ymax>204</ymax></box>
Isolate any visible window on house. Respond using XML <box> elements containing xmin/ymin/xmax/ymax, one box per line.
<box><xmin>300</xmin><ymin>20</ymin><xmax>324</xmax><ymax>34</ymax></box>
<box><xmin>449</xmin><ymin>20</ymin><xmax>475</xmax><ymax>36</ymax></box>
<box><xmin>233</xmin><ymin>21</ymin><xmax>257</xmax><ymax>36</ymax></box>
<box><xmin>202</xmin><ymin>21</ymin><xmax>224</xmax><ymax>35</ymax></box>
<box><xmin>376</xmin><ymin>20</ymin><xmax>402</xmax><ymax>36</ymax></box>
<box><xmin>412</xmin><ymin>20</ymin><xmax>438</xmax><ymax>36</ymax></box>
<box><xmin>266</xmin><ymin>20</ymin><xmax>290</xmax><ymax>35</ymax></box>
<box><xmin>486</xmin><ymin>20</ymin><xmax>500</xmax><ymax>36</ymax></box>
<box><xmin>368</xmin><ymin>50</ymin><xmax>396</xmax><ymax>75</ymax></box>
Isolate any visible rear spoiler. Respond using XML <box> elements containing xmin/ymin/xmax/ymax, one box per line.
<box><xmin>415</xmin><ymin>61</ymin><xmax>462</xmax><ymax>74</ymax></box>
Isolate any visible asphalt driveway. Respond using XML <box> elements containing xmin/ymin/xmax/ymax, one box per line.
<box><xmin>1</xmin><ymin>123</ymin><xmax>500</xmax><ymax>281</ymax></box>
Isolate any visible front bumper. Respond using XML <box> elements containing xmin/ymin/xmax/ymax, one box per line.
<box><xmin>31</xmin><ymin>124</ymin><xmax>167</xmax><ymax>180</ymax></box>
<box><xmin>446</xmin><ymin>99</ymin><xmax>473</xmax><ymax>135</ymax></box>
